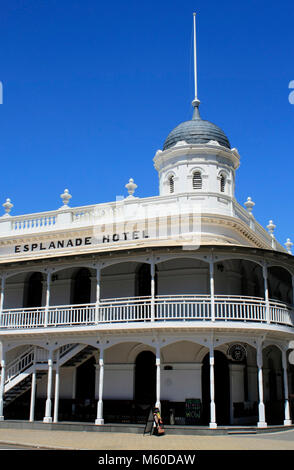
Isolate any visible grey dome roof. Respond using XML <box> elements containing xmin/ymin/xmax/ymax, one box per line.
<box><xmin>163</xmin><ymin>103</ymin><xmax>231</xmax><ymax>151</ymax></box>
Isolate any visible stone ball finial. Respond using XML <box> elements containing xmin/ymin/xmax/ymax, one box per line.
<box><xmin>60</xmin><ymin>189</ymin><xmax>72</xmax><ymax>207</ymax></box>
<box><xmin>267</xmin><ymin>220</ymin><xmax>276</xmax><ymax>235</ymax></box>
<box><xmin>244</xmin><ymin>197</ymin><xmax>255</xmax><ymax>213</ymax></box>
<box><xmin>125</xmin><ymin>178</ymin><xmax>137</xmax><ymax>198</ymax></box>
<box><xmin>2</xmin><ymin>198</ymin><xmax>13</xmax><ymax>217</ymax></box>
<box><xmin>285</xmin><ymin>238</ymin><xmax>293</xmax><ymax>254</ymax></box>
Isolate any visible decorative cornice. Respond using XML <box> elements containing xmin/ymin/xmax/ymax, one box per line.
<box><xmin>154</xmin><ymin>143</ymin><xmax>240</xmax><ymax>171</ymax></box>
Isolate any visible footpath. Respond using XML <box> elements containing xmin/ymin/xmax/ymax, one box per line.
<box><xmin>0</xmin><ymin>427</ymin><xmax>293</xmax><ymax>450</ymax></box>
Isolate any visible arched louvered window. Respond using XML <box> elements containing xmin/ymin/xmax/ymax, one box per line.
<box><xmin>220</xmin><ymin>174</ymin><xmax>226</xmax><ymax>193</ymax></box>
<box><xmin>169</xmin><ymin>175</ymin><xmax>175</xmax><ymax>194</ymax></box>
<box><xmin>192</xmin><ymin>171</ymin><xmax>202</xmax><ymax>190</ymax></box>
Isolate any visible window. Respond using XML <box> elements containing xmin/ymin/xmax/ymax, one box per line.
<box><xmin>192</xmin><ymin>171</ymin><xmax>202</xmax><ymax>189</ymax></box>
<box><xmin>169</xmin><ymin>175</ymin><xmax>175</xmax><ymax>193</ymax></box>
<box><xmin>220</xmin><ymin>174</ymin><xmax>226</xmax><ymax>193</ymax></box>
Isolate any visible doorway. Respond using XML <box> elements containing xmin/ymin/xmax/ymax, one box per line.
<box><xmin>202</xmin><ymin>350</ymin><xmax>230</xmax><ymax>425</ymax></box>
<box><xmin>24</xmin><ymin>272</ymin><xmax>43</xmax><ymax>307</ymax></box>
<box><xmin>72</xmin><ymin>268</ymin><xmax>91</xmax><ymax>304</ymax></box>
<box><xmin>134</xmin><ymin>351</ymin><xmax>156</xmax><ymax>405</ymax></box>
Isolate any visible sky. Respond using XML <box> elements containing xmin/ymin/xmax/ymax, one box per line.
<box><xmin>0</xmin><ymin>0</ymin><xmax>293</xmax><ymax>247</ymax></box>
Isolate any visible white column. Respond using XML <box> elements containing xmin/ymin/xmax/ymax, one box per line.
<box><xmin>262</xmin><ymin>264</ymin><xmax>270</xmax><ymax>323</ymax></box>
<box><xmin>53</xmin><ymin>349</ymin><xmax>60</xmax><ymax>423</ymax></box>
<box><xmin>257</xmin><ymin>342</ymin><xmax>267</xmax><ymax>428</ymax></box>
<box><xmin>209</xmin><ymin>344</ymin><xmax>217</xmax><ymax>428</ymax></box>
<box><xmin>0</xmin><ymin>353</ymin><xmax>6</xmax><ymax>421</ymax></box>
<box><xmin>29</xmin><ymin>347</ymin><xmax>37</xmax><ymax>422</ymax></box>
<box><xmin>95</xmin><ymin>349</ymin><xmax>104</xmax><ymax>425</ymax></box>
<box><xmin>282</xmin><ymin>349</ymin><xmax>292</xmax><ymax>426</ymax></box>
<box><xmin>44</xmin><ymin>271</ymin><xmax>51</xmax><ymax>327</ymax></box>
<box><xmin>94</xmin><ymin>364</ymin><xmax>99</xmax><ymax>399</ymax></box>
<box><xmin>0</xmin><ymin>277</ymin><xmax>5</xmax><ymax>325</ymax></box>
<box><xmin>43</xmin><ymin>350</ymin><xmax>53</xmax><ymax>423</ymax></box>
<box><xmin>151</xmin><ymin>260</ymin><xmax>155</xmax><ymax>321</ymax></box>
<box><xmin>155</xmin><ymin>346</ymin><xmax>161</xmax><ymax>410</ymax></box>
<box><xmin>209</xmin><ymin>259</ymin><xmax>215</xmax><ymax>321</ymax></box>
<box><xmin>95</xmin><ymin>267</ymin><xmax>101</xmax><ymax>323</ymax></box>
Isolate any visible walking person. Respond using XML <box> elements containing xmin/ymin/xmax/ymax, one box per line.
<box><xmin>153</xmin><ymin>407</ymin><xmax>165</xmax><ymax>436</ymax></box>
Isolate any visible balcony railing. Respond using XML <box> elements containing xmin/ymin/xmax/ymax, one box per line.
<box><xmin>0</xmin><ymin>295</ymin><xmax>293</xmax><ymax>330</ymax></box>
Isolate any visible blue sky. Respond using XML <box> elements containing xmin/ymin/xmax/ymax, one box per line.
<box><xmin>0</xmin><ymin>0</ymin><xmax>293</xmax><ymax>247</ymax></box>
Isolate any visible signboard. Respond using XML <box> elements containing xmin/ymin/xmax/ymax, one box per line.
<box><xmin>143</xmin><ymin>407</ymin><xmax>154</xmax><ymax>436</ymax></box>
<box><xmin>185</xmin><ymin>399</ymin><xmax>201</xmax><ymax>424</ymax></box>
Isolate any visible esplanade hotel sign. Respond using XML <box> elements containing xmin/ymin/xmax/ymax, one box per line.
<box><xmin>0</xmin><ymin>194</ymin><xmax>203</xmax><ymax>261</ymax></box>
<box><xmin>0</xmin><ymin>13</ymin><xmax>293</xmax><ymax>434</ymax></box>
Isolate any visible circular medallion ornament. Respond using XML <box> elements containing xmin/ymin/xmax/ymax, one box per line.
<box><xmin>227</xmin><ymin>344</ymin><xmax>247</xmax><ymax>362</ymax></box>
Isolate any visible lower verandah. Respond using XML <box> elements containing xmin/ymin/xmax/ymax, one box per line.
<box><xmin>3</xmin><ymin>339</ymin><xmax>292</xmax><ymax>427</ymax></box>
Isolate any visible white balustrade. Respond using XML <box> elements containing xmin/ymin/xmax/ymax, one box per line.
<box><xmin>5</xmin><ymin>347</ymin><xmax>35</xmax><ymax>383</ymax></box>
<box><xmin>214</xmin><ymin>296</ymin><xmax>267</xmax><ymax>322</ymax></box>
<box><xmin>0</xmin><ymin>296</ymin><xmax>293</xmax><ymax>330</ymax></box>
<box><xmin>1</xmin><ymin>307</ymin><xmax>46</xmax><ymax>328</ymax></box>
<box><xmin>12</xmin><ymin>213</ymin><xmax>57</xmax><ymax>232</ymax></box>
<box><xmin>71</xmin><ymin>207</ymin><xmax>95</xmax><ymax>223</ymax></box>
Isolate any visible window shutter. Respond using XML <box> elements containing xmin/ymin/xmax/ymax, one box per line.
<box><xmin>169</xmin><ymin>176</ymin><xmax>174</xmax><ymax>193</ymax></box>
<box><xmin>192</xmin><ymin>171</ymin><xmax>202</xmax><ymax>189</ymax></box>
<box><xmin>220</xmin><ymin>175</ymin><xmax>226</xmax><ymax>192</ymax></box>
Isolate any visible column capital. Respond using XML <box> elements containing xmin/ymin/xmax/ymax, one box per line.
<box><xmin>256</xmin><ymin>336</ymin><xmax>265</xmax><ymax>349</ymax></box>
<box><xmin>91</xmin><ymin>261</ymin><xmax>103</xmax><ymax>270</ymax></box>
<box><xmin>209</xmin><ymin>256</ymin><xmax>215</xmax><ymax>265</ymax></box>
<box><xmin>43</xmin><ymin>267</ymin><xmax>56</xmax><ymax>275</ymax></box>
<box><xmin>208</xmin><ymin>333</ymin><xmax>215</xmax><ymax>349</ymax></box>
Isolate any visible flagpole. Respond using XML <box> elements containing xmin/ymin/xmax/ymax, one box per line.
<box><xmin>192</xmin><ymin>12</ymin><xmax>200</xmax><ymax>117</ymax></box>
<box><xmin>193</xmin><ymin>12</ymin><xmax>198</xmax><ymax>102</ymax></box>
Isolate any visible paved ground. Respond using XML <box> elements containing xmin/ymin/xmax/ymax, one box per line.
<box><xmin>0</xmin><ymin>427</ymin><xmax>293</xmax><ymax>450</ymax></box>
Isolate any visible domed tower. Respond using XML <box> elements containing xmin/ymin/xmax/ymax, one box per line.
<box><xmin>153</xmin><ymin>15</ymin><xmax>240</xmax><ymax>217</ymax></box>
<box><xmin>154</xmin><ymin>100</ymin><xmax>240</xmax><ymax>206</ymax></box>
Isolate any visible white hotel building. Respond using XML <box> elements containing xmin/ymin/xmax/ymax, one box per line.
<box><xmin>0</xmin><ymin>31</ymin><xmax>293</xmax><ymax>431</ymax></box>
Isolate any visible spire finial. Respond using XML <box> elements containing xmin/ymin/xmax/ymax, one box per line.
<box><xmin>192</xmin><ymin>13</ymin><xmax>201</xmax><ymax>119</ymax></box>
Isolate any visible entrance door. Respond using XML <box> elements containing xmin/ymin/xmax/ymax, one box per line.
<box><xmin>134</xmin><ymin>351</ymin><xmax>156</xmax><ymax>404</ymax></box>
<box><xmin>136</xmin><ymin>264</ymin><xmax>151</xmax><ymax>297</ymax></box>
<box><xmin>72</xmin><ymin>268</ymin><xmax>91</xmax><ymax>304</ymax></box>
<box><xmin>24</xmin><ymin>272</ymin><xmax>43</xmax><ymax>307</ymax></box>
<box><xmin>202</xmin><ymin>350</ymin><xmax>230</xmax><ymax>425</ymax></box>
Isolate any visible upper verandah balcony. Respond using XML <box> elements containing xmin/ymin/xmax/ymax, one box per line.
<box><xmin>0</xmin><ymin>254</ymin><xmax>293</xmax><ymax>334</ymax></box>
<box><xmin>0</xmin><ymin>295</ymin><xmax>293</xmax><ymax>332</ymax></box>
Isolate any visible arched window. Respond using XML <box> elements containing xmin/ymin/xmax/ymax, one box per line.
<box><xmin>169</xmin><ymin>175</ymin><xmax>174</xmax><ymax>194</ymax></box>
<box><xmin>220</xmin><ymin>174</ymin><xmax>226</xmax><ymax>193</ymax></box>
<box><xmin>192</xmin><ymin>171</ymin><xmax>202</xmax><ymax>189</ymax></box>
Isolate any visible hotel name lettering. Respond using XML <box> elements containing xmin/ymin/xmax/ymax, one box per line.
<box><xmin>14</xmin><ymin>230</ymin><xmax>149</xmax><ymax>253</ymax></box>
